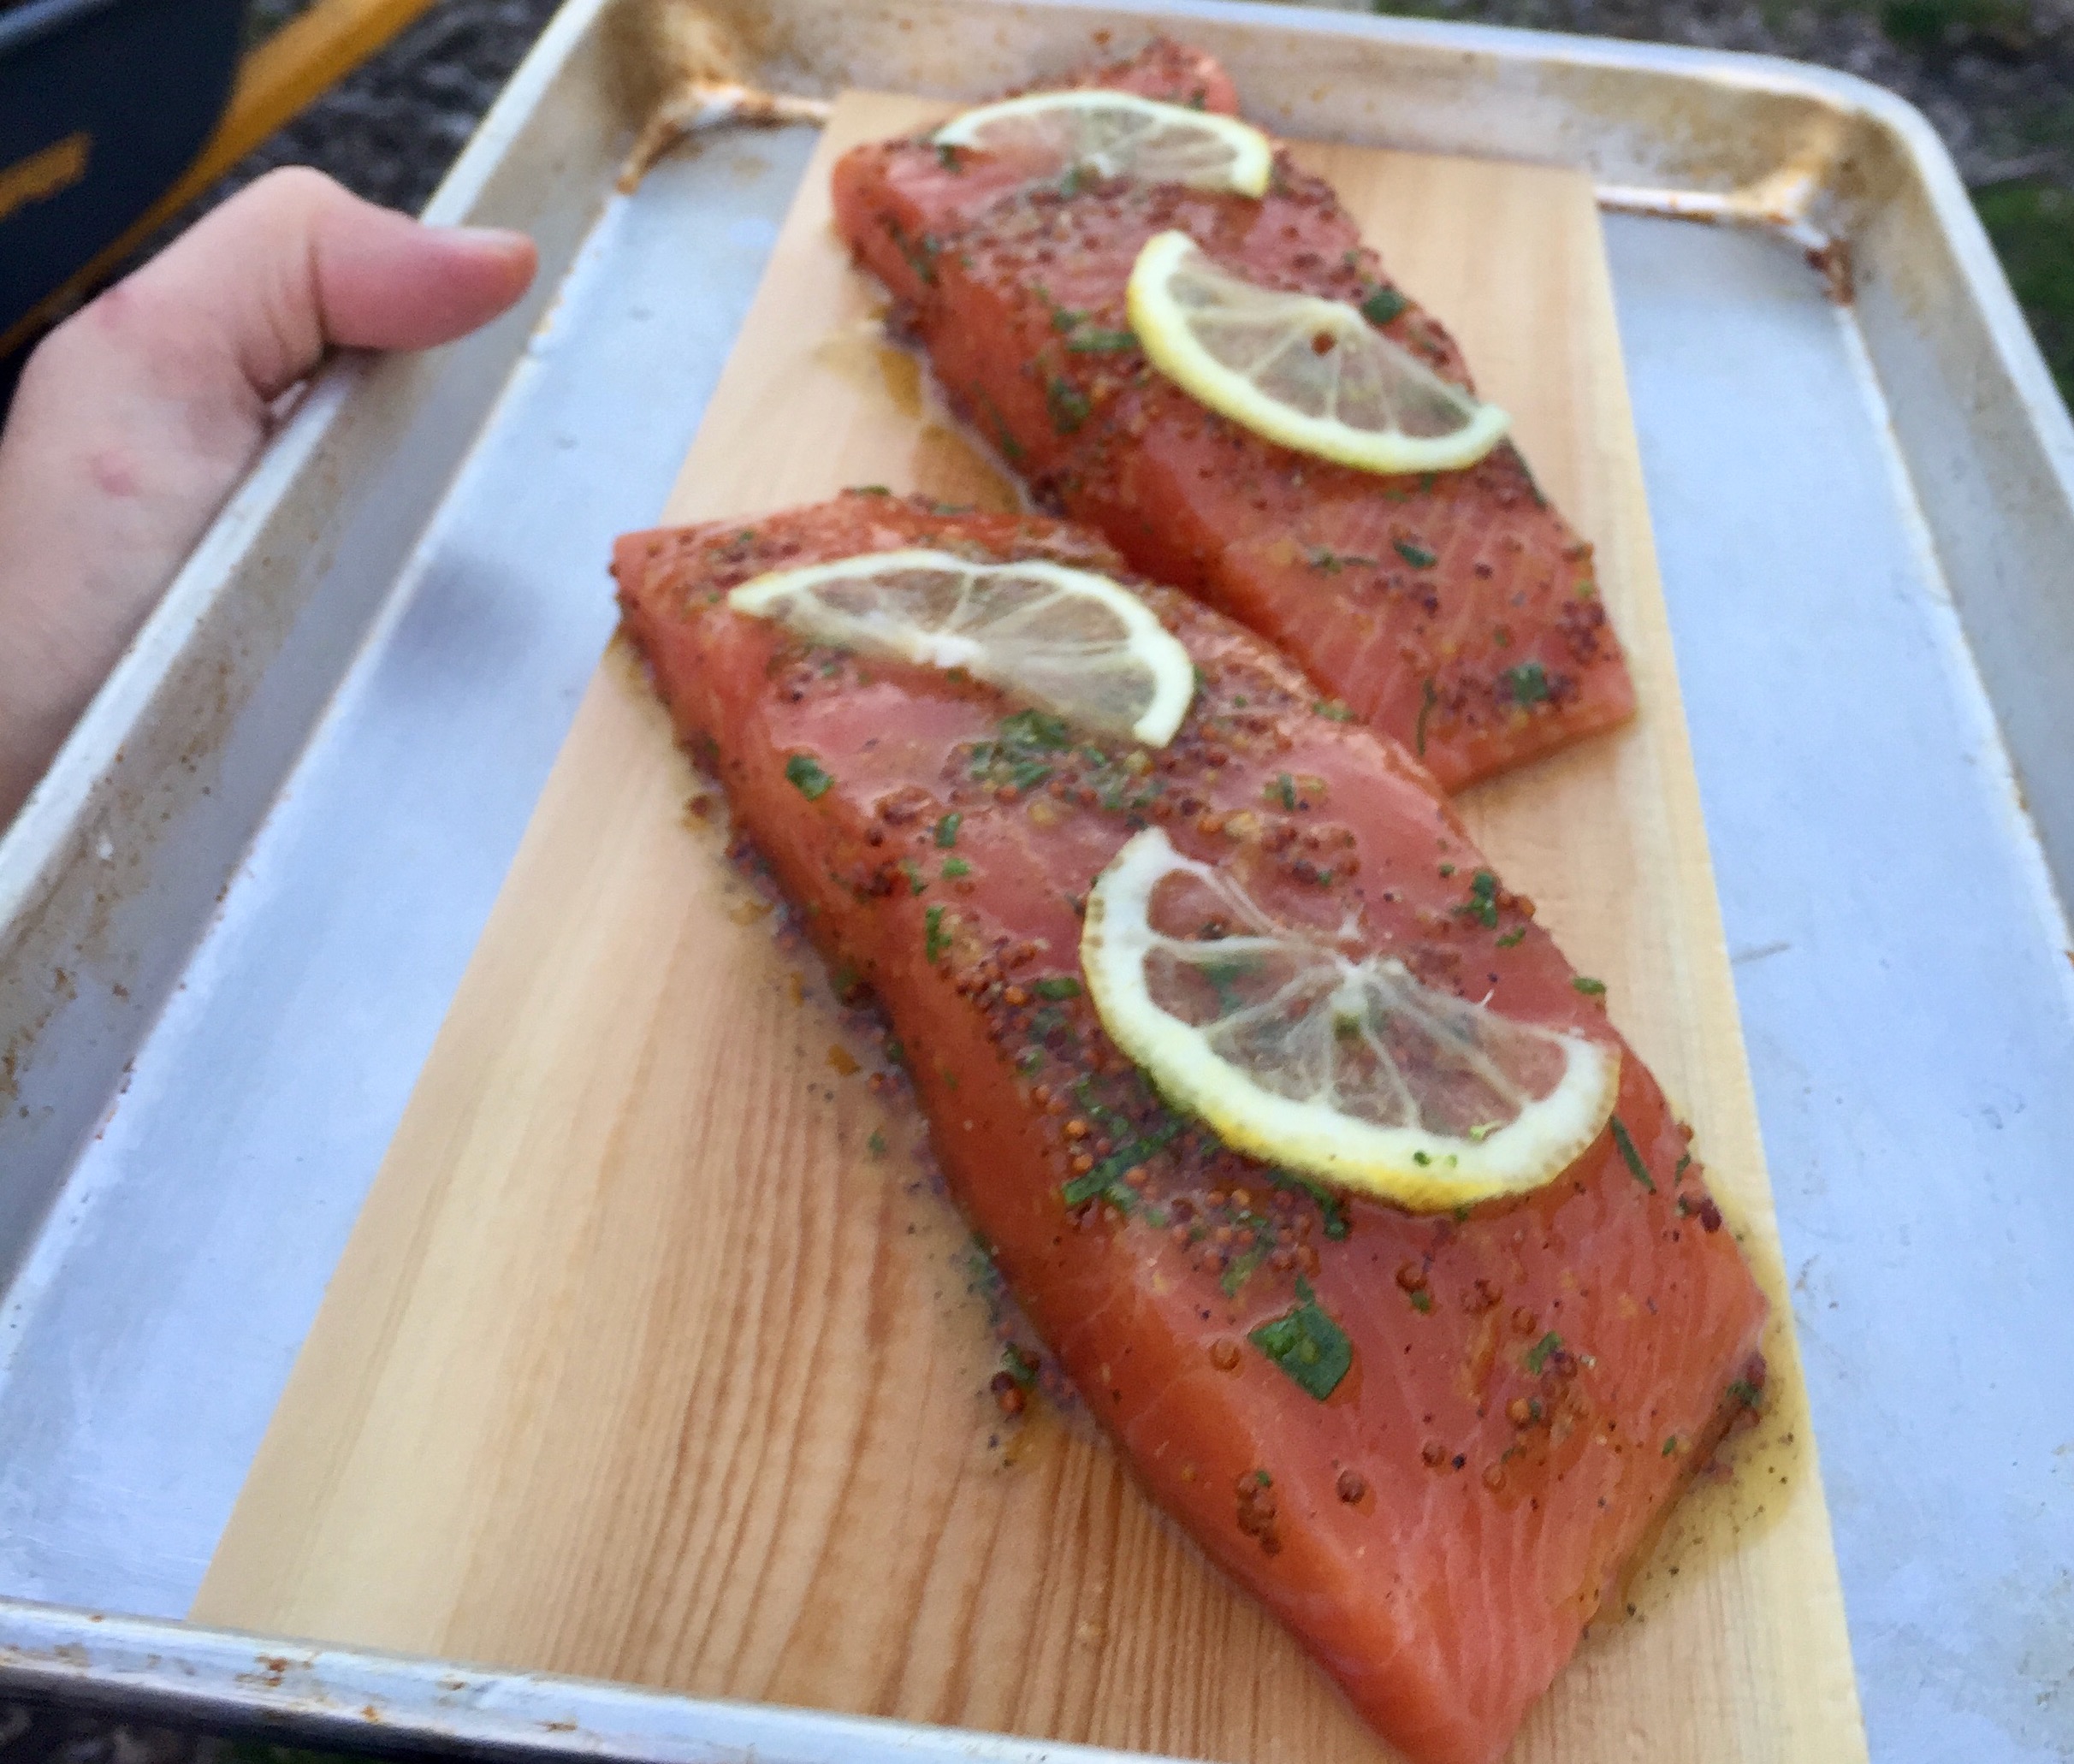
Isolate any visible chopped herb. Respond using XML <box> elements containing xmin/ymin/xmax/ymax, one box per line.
<box><xmin>855</xmin><ymin>484</ymin><xmax>891</xmax><ymax>495</ymax></box>
<box><xmin>892</xmin><ymin>225</ymin><xmax>941</xmax><ymax>287</ymax></box>
<box><xmin>1066</xmin><ymin>328</ymin><xmax>1136</xmax><ymax>352</ymax></box>
<box><xmin>1674</xmin><ymin>1151</ymin><xmax>1692</xmax><ymax>1183</ymax></box>
<box><xmin>969</xmin><ymin>708</ymin><xmax>1072</xmax><ymax>793</ymax></box>
<box><xmin>1249</xmin><ymin>1281</ymin><xmax>1352</xmax><ymax>1400</ymax></box>
<box><xmin>941</xmin><ymin>856</ymin><xmax>971</xmax><ymax>879</ymax></box>
<box><xmin>1438</xmin><ymin>862</ymin><xmax>1455</xmax><ymax>878</ymax></box>
<box><xmin>1409</xmin><ymin>1288</ymin><xmax>1433</xmax><ymax>1314</ymax></box>
<box><xmin>934</xmin><ymin>812</ymin><xmax>962</xmax><ymax>848</ymax></box>
<box><xmin>976</xmin><ymin>392</ymin><xmax>1024</xmax><ymax>463</ymax></box>
<box><xmin>785</xmin><ymin>754</ymin><xmax>833</xmax><ymax>799</ymax></box>
<box><xmin>900</xmin><ymin>858</ymin><xmax>928</xmax><ymax>896</ymax></box>
<box><xmin>1610</xmin><ymin>1115</ymin><xmax>1656</xmax><ymax>1191</ymax></box>
<box><xmin>1360</xmin><ymin>286</ymin><xmax>1408</xmax><ymax>326</ymax></box>
<box><xmin>1304</xmin><ymin>545</ymin><xmax>1378</xmax><ymax>573</ymax></box>
<box><xmin>1045</xmin><ymin>374</ymin><xmax>1091</xmax><ymax>434</ymax></box>
<box><xmin>934</xmin><ymin>140</ymin><xmax>963</xmax><ymax>173</ymax></box>
<box><xmin>1415</xmin><ymin>675</ymin><xmax>1437</xmax><ymax>756</ymax></box>
<box><xmin>1221</xmin><ymin>1246</ymin><xmax>1267</xmax><ymax>1296</ymax></box>
<box><xmin>1496</xmin><ymin>926</ymin><xmax>1526</xmax><ymax>948</ymax></box>
<box><xmin>885</xmin><ymin>1037</ymin><xmax>906</xmax><ymax>1068</ymax></box>
<box><xmin>1525</xmin><ymin>1330</ymin><xmax>1563</xmax><ymax>1374</ymax></box>
<box><xmin>1500</xmin><ymin>660</ymin><xmax>1550</xmax><ymax>707</ymax></box>
<box><xmin>1454</xmin><ymin>868</ymin><xmax>1500</xmax><ymax>928</ymax></box>
<box><xmin>1573</xmin><ymin>975</ymin><xmax>1607</xmax><ymax>997</ymax></box>
<box><xmin>867</xmin><ymin>1130</ymin><xmax>888</xmax><ymax>1159</ymax></box>
<box><xmin>925</xmin><ymin>905</ymin><xmax>951</xmax><ymax>964</ymax></box>
<box><xmin>1271</xmin><ymin>772</ymin><xmax>1298</xmax><ymax>810</ymax></box>
<box><xmin>1313</xmin><ymin>698</ymin><xmax>1354</xmax><ymax>722</ymax></box>
<box><xmin>1413</xmin><ymin>1151</ymin><xmax>1431</xmax><ymax>1167</ymax></box>
<box><xmin>1060</xmin><ymin>1104</ymin><xmax>1183</xmax><ymax>1212</ymax></box>
<box><xmin>1267</xmin><ymin>1167</ymin><xmax>1349</xmax><ymax>1240</ymax></box>
<box><xmin>1016</xmin><ymin>1048</ymin><xmax>1044</xmax><ymax>1074</ymax></box>
<box><xmin>1394</xmin><ymin>537</ymin><xmax>1438</xmax><ymax>569</ymax></box>
<box><xmin>1034</xmin><ymin>976</ymin><xmax>1082</xmax><ymax>1000</ymax></box>
<box><xmin>1001</xmin><ymin>1346</ymin><xmax>1038</xmax><ymax>1389</ymax></box>
<box><xmin>1662</xmin><ymin>1435</ymin><xmax>1680</xmax><ymax>1456</ymax></box>
<box><xmin>1727</xmin><ymin>1377</ymin><xmax>1763</xmax><ymax>1410</ymax></box>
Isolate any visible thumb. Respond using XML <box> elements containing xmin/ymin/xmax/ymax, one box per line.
<box><xmin>133</xmin><ymin>164</ymin><xmax>538</xmax><ymax>400</ymax></box>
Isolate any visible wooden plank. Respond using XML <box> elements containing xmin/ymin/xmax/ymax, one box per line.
<box><xmin>193</xmin><ymin>92</ymin><xmax>1865</xmax><ymax>1764</ymax></box>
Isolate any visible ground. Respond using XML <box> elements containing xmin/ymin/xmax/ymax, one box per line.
<box><xmin>0</xmin><ymin>0</ymin><xmax>2064</xmax><ymax>1756</ymax></box>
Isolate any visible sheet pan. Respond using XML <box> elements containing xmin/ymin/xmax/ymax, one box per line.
<box><xmin>2</xmin><ymin>0</ymin><xmax>2070</xmax><ymax>1756</ymax></box>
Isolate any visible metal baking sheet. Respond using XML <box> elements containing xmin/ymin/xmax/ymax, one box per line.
<box><xmin>3</xmin><ymin>0</ymin><xmax>2071</xmax><ymax>1758</ymax></box>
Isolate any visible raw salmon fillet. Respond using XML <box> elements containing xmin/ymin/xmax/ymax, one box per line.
<box><xmin>614</xmin><ymin>490</ymin><xmax>1765</xmax><ymax>1764</ymax></box>
<box><xmin>831</xmin><ymin>44</ymin><xmax>1636</xmax><ymax>791</ymax></box>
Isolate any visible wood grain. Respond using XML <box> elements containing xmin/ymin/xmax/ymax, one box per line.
<box><xmin>193</xmin><ymin>95</ymin><xmax>1867</xmax><ymax>1764</ymax></box>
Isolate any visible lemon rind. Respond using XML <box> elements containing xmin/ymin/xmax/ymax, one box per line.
<box><xmin>932</xmin><ymin>92</ymin><xmax>1274</xmax><ymax>198</ymax></box>
<box><xmin>729</xmin><ymin>548</ymin><xmax>1196</xmax><ymax>748</ymax></box>
<box><xmin>1125</xmin><ymin>231</ymin><xmax>1513</xmax><ymax>477</ymax></box>
<box><xmin>1081</xmin><ymin>828</ymin><xmax>1620</xmax><ymax>1211</ymax></box>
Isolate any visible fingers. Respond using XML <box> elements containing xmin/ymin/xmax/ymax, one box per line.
<box><xmin>0</xmin><ymin>168</ymin><xmax>538</xmax><ymax>825</ymax></box>
<box><xmin>129</xmin><ymin>163</ymin><xmax>538</xmax><ymax>401</ymax></box>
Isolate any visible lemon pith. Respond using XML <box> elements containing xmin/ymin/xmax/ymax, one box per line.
<box><xmin>729</xmin><ymin>548</ymin><xmax>1196</xmax><ymax>748</ymax></box>
<box><xmin>1081</xmin><ymin>829</ymin><xmax>1619</xmax><ymax>1209</ymax></box>
<box><xmin>1125</xmin><ymin>231</ymin><xmax>1512</xmax><ymax>476</ymax></box>
<box><xmin>933</xmin><ymin>92</ymin><xmax>1273</xmax><ymax>198</ymax></box>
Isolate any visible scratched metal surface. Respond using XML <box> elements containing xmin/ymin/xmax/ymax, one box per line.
<box><xmin>0</xmin><ymin>0</ymin><xmax>2070</xmax><ymax>1759</ymax></box>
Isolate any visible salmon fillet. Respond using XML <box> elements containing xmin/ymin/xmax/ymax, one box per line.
<box><xmin>614</xmin><ymin>489</ymin><xmax>1766</xmax><ymax>1764</ymax></box>
<box><xmin>831</xmin><ymin>44</ymin><xmax>1636</xmax><ymax>791</ymax></box>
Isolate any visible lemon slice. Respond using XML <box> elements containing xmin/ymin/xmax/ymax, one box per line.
<box><xmin>1081</xmin><ymin>829</ymin><xmax>1619</xmax><ymax>1209</ymax></box>
<box><xmin>1126</xmin><ymin>231</ymin><xmax>1512</xmax><ymax>474</ymax></box>
<box><xmin>729</xmin><ymin>548</ymin><xmax>1195</xmax><ymax>747</ymax></box>
<box><xmin>933</xmin><ymin>92</ymin><xmax>1273</xmax><ymax>198</ymax></box>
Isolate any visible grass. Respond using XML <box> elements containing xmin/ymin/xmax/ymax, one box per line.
<box><xmin>1974</xmin><ymin>178</ymin><xmax>2074</xmax><ymax>397</ymax></box>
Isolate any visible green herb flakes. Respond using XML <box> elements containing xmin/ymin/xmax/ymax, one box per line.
<box><xmin>1394</xmin><ymin>538</ymin><xmax>1438</xmax><ymax>570</ymax></box>
<box><xmin>1045</xmin><ymin>374</ymin><xmax>1091</xmax><ymax>434</ymax></box>
<box><xmin>1360</xmin><ymin>286</ymin><xmax>1408</xmax><ymax>326</ymax></box>
<box><xmin>1409</xmin><ymin>1288</ymin><xmax>1433</xmax><ymax>1314</ymax></box>
<box><xmin>1662</xmin><ymin>1435</ymin><xmax>1680</xmax><ymax>1457</ymax></box>
<box><xmin>867</xmin><ymin>1130</ymin><xmax>888</xmax><ymax>1159</ymax></box>
<box><xmin>1313</xmin><ymin>698</ymin><xmax>1354</xmax><ymax>722</ymax></box>
<box><xmin>1066</xmin><ymin>328</ymin><xmax>1136</xmax><ymax>352</ymax></box>
<box><xmin>1727</xmin><ymin>1377</ymin><xmax>1763</xmax><ymax>1410</ymax></box>
<box><xmin>1455</xmin><ymin>868</ymin><xmax>1500</xmax><ymax>928</ymax></box>
<box><xmin>934</xmin><ymin>140</ymin><xmax>963</xmax><ymax>173</ymax></box>
<box><xmin>1416</xmin><ymin>675</ymin><xmax>1437</xmax><ymax>756</ymax></box>
<box><xmin>785</xmin><ymin>754</ymin><xmax>833</xmax><ymax>799</ymax></box>
<box><xmin>1609</xmin><ymin>1115</ymin><xmax>1656</xmax><ymax>1192</ymax></box>
<box><xmin>1266</xmin><ymin>1167</ymin><xmax>1349</xmax><ymax>1240</ymax></box>
<box><xmin>1496</xmin><ymin>926</ymin><xmax>1526</xmax><ymax>948</ymax></box>
<box><xmin>1034</xmin><ymin>976</ymin><xmax>1081</xmax><ymax>1000</ymax></box>
<box><xmin>1500</xmin><ymin>660</ymin><xmax>1550</xmax><ymax>707</ymax></box>
<box><xmin>901</xmin><ymin>858</ymin><xmax>927</xmax><ymax>895</ymax></box>
<box><xmin>1573</xmin><ymin>975</ymin><xmax>1607</xmax><ymax>997</ymax></box>
<box><xmin>925</xmin><ymin>905</ymin><xmax>951</xmax><ymax>964</ymax></box>
<box><xmin>1249</xmin><ymin>1282</ymin><xmax>1353</xmax><ymax>1400</ymax></box>
<box><xmin>941</xmin><ymin>856</ymin><xmax>971</xmax><ymax>879</ymax></box>
<box><xmin>1524</xmin><ymin>1330</ymin><xmax>1563</xmax><ymax>1375</ymax></box>
<box><xmin>934</xmin><ymin>812</ymin><xmax>962</xmax><ymax>848</ymax></box>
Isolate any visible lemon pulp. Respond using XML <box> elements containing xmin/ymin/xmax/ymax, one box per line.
<box><xmin>729</xmin><ymin>548</ymin><xmax>1195</xmax><ymax>748</ymax></box>
<box><xmin>933</xmin><ymin>92</ymin><xmax>1273</xmax><ymax>198</ymax></box>
<box><xmin>1126</xmin><ymin>231</ymin><xmax>1511</xmax><ymax>475</ymax></box>
<box><xmin>1081</xmin><ymin>828</ymin><xmax>1618</xmax><ymax>1209</ymax></box>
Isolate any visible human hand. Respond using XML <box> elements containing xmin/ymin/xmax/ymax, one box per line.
<box><xmin>0</xmin><ymin>166</ymin><xmax>537</xmax><ymax>826</ymax></box>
